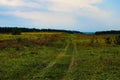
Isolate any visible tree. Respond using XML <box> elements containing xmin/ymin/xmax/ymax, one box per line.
<box><xmin>11</xmin><ymin>27</ymin><xmax>21</xmax><ymax>35</ymax></box>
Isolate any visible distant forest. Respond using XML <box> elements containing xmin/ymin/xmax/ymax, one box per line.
<box><xmin>0</xmin><ymin>27</ymin><xmax>83</xmax><ymax>34</ymax></box>
<box><xmin>95</xmin><ymin>30</ymin><xmax>120</xmax><ymax>35</ymax></box>
<box><xmin>0</xmin><ymin>27</ymin><xmax>120</xmax><ymax>35</ymax></box>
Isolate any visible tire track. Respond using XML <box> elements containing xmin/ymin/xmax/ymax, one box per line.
<box><xmin>32</xmin><ymin>40</ymin><xmax>70</xmax><ymax>79</ymax></box>
<box><xmin>61</xmin><ymin>37</ymin><xmax>78</xmax><ymax>80</ymax></box>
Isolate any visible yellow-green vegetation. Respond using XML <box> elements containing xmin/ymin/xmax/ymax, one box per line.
<box><xmin>0</xmin><ymin>32</ymin><xmax>120</xmax><ymax>80</ymax></box>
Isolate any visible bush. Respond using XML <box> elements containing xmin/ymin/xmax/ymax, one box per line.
<box><xmin>105</xmin><ymin>37</ymin><xmax>112</xmax><ymax>44</ymax></box>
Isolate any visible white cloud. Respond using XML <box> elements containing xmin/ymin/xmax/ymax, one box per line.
<box><xmin>6</xmin><ymin>11</ymin><xmax>77</xmax><ymax>27</ymax></box>
<box><xmin>0</xmin><ymin>0</ymin><xmax>40</xmax><ymax>7</ymax></box>
<box><xmin>47</xmin><ymin>0</ymin><xmax>111</xmax><ymax>21</ymax></box>
<box><xmin>48</xmin><ymin>0</ymin><xmax>103</xmax><ymax>12</ymax></box>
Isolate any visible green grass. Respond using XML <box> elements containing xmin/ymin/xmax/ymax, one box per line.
<box><xmin>0</xmin><ymin>33</ymin><xmax>120</xmax><ymax>80</ymax></box>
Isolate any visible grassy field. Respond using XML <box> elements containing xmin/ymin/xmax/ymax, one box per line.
<box><xmin>0</xmin><ymin>32</ymin><xmax>120</xmax><ymax>80</ymax></box>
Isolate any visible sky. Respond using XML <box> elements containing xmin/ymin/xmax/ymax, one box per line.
<box><xmin>0</xmin><ymin>0</ymin><xmax>120</xmax><ymax>32</ymax></box>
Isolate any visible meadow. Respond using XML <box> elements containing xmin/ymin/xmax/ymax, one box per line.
<box><xmin>0</xmin><ymin>32</ymin><xmax>120</xmax><ymax>80</ymax></box>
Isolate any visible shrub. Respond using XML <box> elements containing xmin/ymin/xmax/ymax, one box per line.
<box><xmin>105</xmin><ymin>37</ymin><xmax>112</xmax><ymax>44</ymax></box>
<box><xmin>89</xmin><ymin>37</ymin><xmax>99</xmax><ymax>46</ymax></box>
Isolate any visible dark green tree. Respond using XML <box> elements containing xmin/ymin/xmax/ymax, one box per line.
<box><xmin>11</xmin><ymin>27</ymin><xmax>21</xmax><ymax>35</ymax></box>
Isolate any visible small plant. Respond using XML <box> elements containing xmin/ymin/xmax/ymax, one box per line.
<box><xmin>30</xmin><ymin>51</ymin><xmax>38</xmax><ymax>55</ymax></box>
<box><xmin>90</xmin><ymin>38</ymin><xmax>95</xmax><ymax>45</ymax></box>
<box><xmin>114</xmin><ymin>35</ymin><xmax>120</xmax><ymax>45</ymax></box>
<box><xmin>16</xmin><ymin>38</ymin><xmax>22</xmax><ymax>42</ymax></box>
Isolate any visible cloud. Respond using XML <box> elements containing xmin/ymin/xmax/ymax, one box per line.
<box><xmin>49</xmin><ymin>0</ymin><xmax>111</xmax><ymax>23</ymax></box>
<box><xmin>8</xmin><ymin>11</ymin><xmax>77</xmax><ymax>27</ymax></box>
<box><xmin>0</xmin><ymin>0</ymin><xmax>40</xmax><ymax>7</ymax></box>
<box><xmin>48</xmin><ymin>0</ymin><xmax>103</xmax><ymax>12</ymax></box>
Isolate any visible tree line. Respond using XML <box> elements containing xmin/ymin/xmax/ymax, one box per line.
<box><xmin>0</xmin><ymin>27</ymin><xmax>83</xmax><ymax>35</ymax></box>
<box><xmin>95</xmin><ymin>30</ymin><xmax>120</xmax><ymax>35</ymax></box>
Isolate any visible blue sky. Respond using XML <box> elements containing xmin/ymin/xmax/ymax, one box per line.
<box><xmin>0</xmin><ymin>0</ymin><xmax>120</xmax><ymax>32</ymax></box>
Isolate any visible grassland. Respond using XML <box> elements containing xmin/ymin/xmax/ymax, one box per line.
<box><xmin>0</xmin><ymin>32</ymin><xmax>120</xmax><ymax>80</ymax></box>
